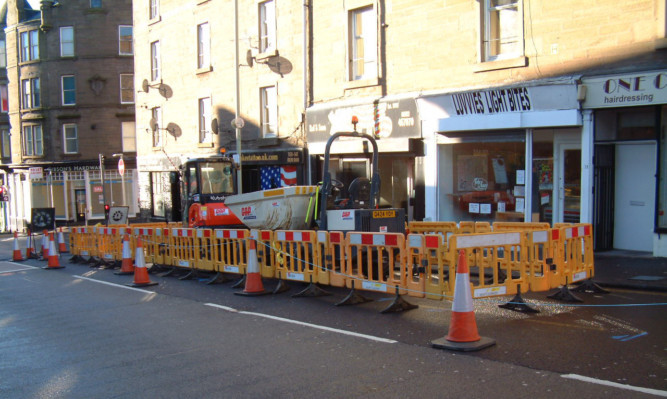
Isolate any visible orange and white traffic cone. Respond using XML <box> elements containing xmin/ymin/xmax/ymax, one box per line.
<box><xmin>126</xmin><ymin>237</ymin><xmax>157</xmax><ymax>287</ymax></box>
<box><xmin>43</xmin><ymin>233</ymin><xmax>64</xmax><ymax>270</ymax></box>
<box><xmin>41</xmin><ymin>230</ymin><xmax>49</xmax><ymax>260</ymax></box>
<box><xmin>12</xmin><ymin>231</ymin><xmax>24</xmax><ymax>262</ymax></box>
<box><xmin>431</xmin><ymin>249</ymin><xmax>495</xmax><ymax>352</ymax></box>
<box><xmin>58</xmin><ymin>228</ymin><xmax>68</xmax><ymax>253</ymax></box>
<box><xmin>115</xmin><ymin>234</ymin><xmax>135</xmax><ymax>275</ymax></box>
<box><xmin>234</xmin><ymin>237</ymin><xmax>269</xmax><ymax>296</ymax></box>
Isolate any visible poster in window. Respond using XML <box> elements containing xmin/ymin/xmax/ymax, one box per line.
<box><xmin>457</xmin><ymin>155</ymin><xmax>488</xmax><ymax>192</ymax></box>
<box><xmin>491</xmin><ymin>157</ymin><xmax>508</xmax><ymax>184</ymax></box>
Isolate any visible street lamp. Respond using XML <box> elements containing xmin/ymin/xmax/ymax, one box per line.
<box><xmin>112</xmin><ymin>153</ymin><xmax>126</xmax><ymax>206</ymax></box>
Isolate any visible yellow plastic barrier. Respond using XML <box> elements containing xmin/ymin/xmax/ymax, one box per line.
<box><xmin>319</xmin><ymin>231</ymin><xmax>346</xmax><ymax>287</ymax></box>
<box><xmin>97</xmin><ymin>227</ymin><xmax>128</xmax><ymax>263</ymax></box>
<box><xmin>132</xmin><ymin>227</ymin><xmax>161</xmax><ymax>266</ymax></box>
<box><xmin>211</xmin><ymin>229</ymin><xmax>249</xmax><ymax>276</ymax></box>
<box><xmin>556</xmin><ymin>224</ymin><xmax>594</xmax><ymax>285</ymax></box>
<box><xmin>194</xmin><ymin>229</ymin><xmax>214</xmax><ymax>271</ymax></box>
<box><xmin>524</xmin><ymin>229</ymin><xmax>560</xmax><ymax>292</ymax></box>
<box><xmin>475</xmin><ymin>221</ymin><xmax>492</xmax><ymax>233</ymax></box>
<box><xmin>408</xmin><ymin>221</ymin><xmax>459</xmax><ymax>237</ymax></box>
<box><xmin>492</xmin><ymin>222</ymin><xmax>551</xmax><ymax>232</ymax></box>
<box><xmin>449</xmin><ymin>231</ymin><xmax>527</xmax><ymax>298</ymax></box>
<box><xmin>169</xmin><ymin>228</ymin><xmax>196</xmax><ymax>269</ymax></box>
<box><xmin>405</xmin><ymin>234</ymin><xmax>427</xmax><ymax>298</ymax></box>
<box><xmin>76</xmin><ymin>227</ymin><xmax>98</xmax><ymax>258</ymax></box>
<box><xmin>410</xmin><ymin>234</ymin><xmax>454</xmax><ymax>300</ymax></box>
<box><xmin>252</xmin><ymin>230</ymin><xmax>275</xmax><ymax>278</ymax></box>
<box><xmin>272</xmin><ymin>230</ymin><xmax>322</xmax><ymax>285</ymax></box>
<box><xmin>344</xmin><ymin>232</ymin><xmax>406</xmax><ymax>295</ymax></box>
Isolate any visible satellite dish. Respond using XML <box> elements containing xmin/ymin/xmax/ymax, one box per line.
<box><xmin>158</xmin><ymin>83</ymin><xmax>173</xmax><ymax>99</ymax></box>
<box><xmin>246</xmin><ymin>49</ymin><xmax>254</xmax><ymax>68</ymax></box>
<box><xmin>149</xmin><ymin>118</ymin><xmax>158</xmax><ymax>133</ymax></box>
<box><xmin>166</xmin><ymin>122</ymin><xmax>182</xmax><ymax>138</ymax></box>
<box><xmin>266</xmin><ymin>56</ymin><xmax>293</xmax><ymax>76</ymax></box>
<box><xmin>211</xmin><ymin>118</ymin><xmax>219</xmax><ymax>134</ymax></box>
<box><xmin>142</xmin><ymin>79</ymin><xmax>150</xmax><ymax>93</ymax></box>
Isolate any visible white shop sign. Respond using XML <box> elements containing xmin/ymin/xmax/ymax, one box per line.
<box><xmin>582</xmin><ymin>70</ymin><xmax>667</xmax><ymax>108</ymax></box>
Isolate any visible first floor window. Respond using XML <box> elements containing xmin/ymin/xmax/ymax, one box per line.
<box><xmin>349</xmin><ymin>6</ymin><xmax>377</xmax><ymax>81</ymax></box>
<box><xmin>151</xmin><ymin>172</ymin><xmax>166</xmax><ymax>217</ymax></box>
<box><xmin>199</xmin><ymin>97</ymin><xmax>211</xmax><ymax>143</ymax></box>
<box><xmin>62</xmin><ymin>75</ymin><xmax>75</xmax><ymax>105</ymax></box>
<box><xmin>482</xmin><ymin>0</ymin><xmax>522</xmax><ymax>61</ymax></box>
<box><xmin>120</xmin><ymin>74</ymin><xmax>134</xmax><ymax>104</ymax></box>
<box><xmin>260</xmin><ymin>86</ymin><xmax>277</xmax><ymax>137</ymax></box>
<box><xmin>151</xmin><ymin>41</ymin><xmax>160</xmax><ymax>81</ymax></box>
<box><xmin>151</xmin><ymin>107</ymin><xmax>162</xmax><ymax>147</ymax></box>
<box><xmin>119</xmin><ymin>26</ymin><xmax>133</xmax><ymax>55</ymax></box>
<box><xmin>63</xmin><ymin>124</ymin><xmax>78</xmax><ymax>154</ymax></box>
<box><xmin>23</xmin><ymin>125</ymin><xmax>43</xmax><ymax>156</ymax></box>
<box><xmin>259</xmin><ymin>0</ymin><xmax>276</xmax><ymax>53</ymax></box>
<box><xmin>122</xmin><ymin>121</ymin><xmax>136</xmax><ymax>152</ymax></box>
<box><xmin>150</xmin><ymin>0</ymin><xmax>160</xmax><ymax>20</ymax></box>
<box><xmin>22</xmin><ymin>78</ymin><xmax>40</xmax><ymax>109</ymax></box>
<box><xmin>197</xmin><ymin>22</ymin><xmax>210</xmax><ymax>69</ymax></box>
<box><xmin>1</xmin><ymin>129</ymin><xmax>10</xmax><ymax>158</ymax></box>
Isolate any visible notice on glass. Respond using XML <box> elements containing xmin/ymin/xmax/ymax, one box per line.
<box><xmin>469</xmin><ymin>203</ymin><xmax>480</xmax><ymax>214</ymax></box>
<box><xmin>514</xmin><ymin>185</ymin><xmax>525</xmax><ymax>197</ymax></box>
<box><xmin>541</xmin><ymin>192</ymin><xmax>550</xmax><ymax>205</ymax></box>
<box><xmin>497</xmin><ymin>202</ymin><xmax>506</xmax><ymax>212</ymax></box>
<box><xmin>516</xmin><ymin>170</ymin><xmax>525</xmax><ymax>185</ymax></box>
<box><xmin>480</xmin><ymin>203</ymin><xmax>492</xmax><ymax>214</ymax></box>
<box><xmin>515</xmin><ymin>198</ymin><xmax>525</xmax><ymax>212</ymax></box>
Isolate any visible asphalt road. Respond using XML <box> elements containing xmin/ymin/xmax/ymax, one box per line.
<box><xmin>1</xmin><ymin>237</ymin><xmax>666</xmax><ymax>398</ymax></box>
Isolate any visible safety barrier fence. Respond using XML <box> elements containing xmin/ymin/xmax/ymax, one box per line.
<box><xmin>65</xmin><ymin>221</ymin><xmax>594</xmax><ymax>304</ymax></box>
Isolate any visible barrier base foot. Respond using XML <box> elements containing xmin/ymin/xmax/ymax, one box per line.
<box><xmin>179</xmin><ymin>269</ymin><xmax>197</xmax><ymax>280</ymax></box>
<box><xmin>147</xmin><ymin>263</ymin><xmax>165</xmax><ymax>274</ymax></box>
<box><xmin>69</xmin><ymin>255</ymin><xmax>82</xmax><ymax>263</ymax></box>
<box><xmin>204</xmin><ymin>272</ymin><xmax>230</xmax><ymax>285</ymax></box>
<box><xmin>158</xmin><ymin>267</ymin><xmax>176</xmax><ymax>277</ymax></box>
<box><xmin>431</xmin><ymin>336</ymin><xmax>496</xmax><ymax>352</ymax></box>
<box><xmin>231</xmin><ymin>275</ymin><xmax>246</xmax><ymax>289</ymax></box>
<box><xmin>335</xmin><ymin>285</ymin><xmax>372</xmax><ymax>306</ymax></box>
<box><xmin>381</xmin><ymin>289</ymin><xmax>418</xmax><ymax>314</ymax></box>
<box><xmin>547</xmin><ymin>285</ymin><xmax>583</xmax><ymax>303</ymax></box>
<box><xmin>292</xmin><ymin>282</ymin><xmax>331</xmax><ymax>298</ymax></box>
<box><xmin>273</xmin><ymin>278</ymin><xmax>290</xmax><ymax>294</ymax></box>
<box><xmin>83</xmin><ymin>256</ymin><xmax>96</xmax><ymax>265</ymax></box>
<box><xmin>114</xmin><ymin>270</ymin><xmax>135</xmax><ymax>276</ymax></box>
<box><xmin>126</xmin><ymin>281</ymin><xmax>158</xmax><ymax>288</ymax></box>
<box><xmin>572</xmin><ymin>279</ymin><xmax>609</xmax><ymax>294</ymax></box>
<box><xmin>234</xmin><ymin>289</ymin><xmax>271</xmax><ymax>296</ymax></box>
<box><xmin>42</xmin><ymin>265</ymin><xmax>65</xmax><ymax>270</ymax></box>
<box><xmin>498</xmin><ymin>293</ymin><xmax>540</xmax><ymax>313</ymax></box>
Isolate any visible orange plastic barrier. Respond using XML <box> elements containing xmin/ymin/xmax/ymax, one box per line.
<box><xmin>556</xmin><ymin>224</ymin><xmax>594</xmax><ymax>285</ymax></box>
<box><xmin>211</xmin><ymin>229</ymin><xmax>249</xmax><ymax>276</ymax></box>
<box><xmin>492</xmin><ymin>222</ymin><xmax>551</xmax><ymax>231</ymax></box>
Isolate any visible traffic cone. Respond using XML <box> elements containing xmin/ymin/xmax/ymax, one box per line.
<box><xmin>431</xmin><ymin>249</ymin><xmax>495</xmax><ymax>352</ymax></box>
<box><xmin>41</xmin><ymin>230</ymin><xmax>49</xmax><ymax>260</ymax></box>
<box><xmin>43</xmin><ymin>233</ymin><xmax>64</xmax><ymax>270</ymax></box>
<box><xmin>234</xmin><ymin>237</ymin><xmax>269</xmax><ymax>296</ymax></box>
<box><xmin>12</xmin><ymin>232</ymin><xmax>24</xmax><ymax>261</ymax></box>
<box><xmin>126</xmin><ymin>237</ymin><xmax>157</xmax><ymax>287</ymax></box>
<box><xmin>58</xmin><ymin>228</ymin><xmax>68</xmax><ymax>253</ymax></box>
<box><xmin>115</xmin><ymin>234</ymin><xmax>135</xmax><ymax>275</ymax></box>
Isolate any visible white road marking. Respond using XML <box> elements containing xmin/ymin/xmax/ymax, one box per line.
<box><xmin>204</xmin><ymin>303</ymin><xmax>397</xmax><ymax>344</ymax></box>
<box><xmin>73</xmin><ymin>275</ymin><xmax>158</xmax><ymax>295</ymax></box>
<box><xmin>0</xmin><ymin>262</ymin><xmax>39</xmax><ymax>274</ymax></box>
<box><xmin>562</xmin><ymin>374</ymin><xmax>667</xmax><ymax>397</ymax></box>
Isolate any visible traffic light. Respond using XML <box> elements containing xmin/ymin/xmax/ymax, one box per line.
<box><xmin>104</xmin><ymin>204</ymin><xmax>110</xmax><ymax>220</ymax></box>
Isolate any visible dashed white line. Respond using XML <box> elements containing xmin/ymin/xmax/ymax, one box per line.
<box><xmin>562</xmin><ymin>374</ymin><xmax>667</xmax><ymax>397</ymax></box>
<box><xmin>73</xmin><ymin>275</ymin><xmax>158</xmax><ymax>295</ymax></box>
<box><xmin>204</xmin><ymin>303</ymin><xmax>397</xmax><ymax>344</ymax></box>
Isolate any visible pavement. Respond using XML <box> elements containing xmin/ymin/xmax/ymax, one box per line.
<box><xmin>3</xmin><ymin>230</ymin><xmax>667</xmax><ymax>293</ymax></box>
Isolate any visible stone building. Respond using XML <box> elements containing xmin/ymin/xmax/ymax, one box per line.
<box><xmin>1</xmin><ymin>0</ymin><xmax>136</xmax><ymax>232</ymax></box>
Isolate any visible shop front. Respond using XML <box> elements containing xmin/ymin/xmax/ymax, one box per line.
<box><xmin>417</xmin><ymin>79</ymin><xmax>585</xmax><ymax>226</ymax></box>
<box><xmin>581</xmin><ymin>70</ymin><xmax>667</xmax><ymax>255</ymax></box>
<box><xmin>306</xmin><ymin>96</ymin><xmax>423</xmax><ymax>221</ymax></box>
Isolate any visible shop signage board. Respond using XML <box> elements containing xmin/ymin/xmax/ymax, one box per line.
<box><xmin>582</xmin><ymin>70</ymin><xmax>667</xmax><ymax>108</ymax></box>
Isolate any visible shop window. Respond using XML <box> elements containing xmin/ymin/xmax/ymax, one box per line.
<box><xmin>439</xmin><ymin>133</ymin><xmax>525</xmax><ymax>222</ymax></box>
<box><xmin>481</xmin><ymin>0</ymin><xmax>523</xmax><ymax>62</ymax></box>
<box><xmin>60</xmin><ymin>26</ymin><xmax>74</xmax><ymax>57</ymax></box>
<box><xmin>659</xmin><ymin>105</ymin><xmax>667</xmax><ymax>230</ymax></box>
<box><xmin>119</xmin><ymin>26</ymin><xmax>133</xmax><ymax>55</ymax></box>
<box><xmin>595</xmin><ymin>107</ymin><xmax>656</xmax><ymax>141</ymax></box>
<box><xmin>348</xmin><ymin>5</ymin><xmax>377</xmax><ymax>81</ymax></box>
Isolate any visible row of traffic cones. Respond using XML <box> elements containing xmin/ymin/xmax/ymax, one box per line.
<box><xmin>13</xmin><ymin>229</ymin><xmax>68</xmax><ymax>262</ymax></box>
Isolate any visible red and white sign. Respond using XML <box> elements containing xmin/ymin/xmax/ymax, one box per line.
<box><xmin>118</xmin><ymin>158</ymin><xmax>125</xmax><ymax>176</ymax></box>
<box><xmin>93</xmin><ymin>186</ymin><xmax>103</xmax><ymax>193</ymax></box>
<box><xmin>29</xmin><ymin>167</ymin><xmax>43</xmax><ymax>180</ymax></box>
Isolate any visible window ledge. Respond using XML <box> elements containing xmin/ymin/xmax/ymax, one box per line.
<box><xmin>198</xmin><ymin>142</ymin><xmax>214</xmax><ymax>148</ymax></box>
<box><xmin>18</xmin><ymin>59</ymin><xmax>41</xmax><ymax>67</ymax></box>
<box><xmin>256</xmin><ymin>49</ymin><xmax>278</xmax><ymax>60</ymax></box>
<box><xmin>344</xmin><ymin>76</ymin><xmax>380</xmax><ymax>91</ymax></box>
<box><xmin>148</xmin><ymin>16</ymin><xmax>161</xmax><ymax>25</ymax></box>
<box><xmin>197</xmin><ymin>0</ymin><xmax>211</xmax><ymax>4</ymax></box>
<box><xmin>196</xmin><ymin>66</ymin><xmax>213</xmax><ymax>75</ymax></box>
<box><xmin>152</xmin><ymin>146</ymin><xmax>162</xmax><ymax>151</ymax></box>
<box><xmin>474</xmin><ymin>56</ymin><xmax>527</xmax><ymax>72</ymax></box>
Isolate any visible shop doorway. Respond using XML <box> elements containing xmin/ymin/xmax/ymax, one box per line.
<box><xmin>75</xmin><ymin>189</ymin><xmax>86</xmax><ymax>222</ymax></box>
<box><xmin>613</xmin><ymin>143</ymin><xmax>656</xmax><ymax>251</ymax></box>
<box><xmin>554</xmin><ymin>142</ymin><xmax>581</xmax><ymax>224</ymax></box>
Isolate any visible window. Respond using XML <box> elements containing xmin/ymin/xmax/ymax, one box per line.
<box><xmin>197</xmin><ymin>22</ymin><xmax>210</xmax><ymax>69</ymax></box>
<box><xmin>151</xmin><ymin>106</ymin><xmax>162</xmax><ymax>147</ymax></box>
<box><xmin>149</xmin><ymin>0</ymin><xmax>159</xmax><ymax>20</ymax></box>
<box><xmin>22</xmin><ymin>78</ymin><xmax>40</xmax><ymax>109</ymax></box>
<box><xmin>119</xmin><ymin>26</ymin><xmax>133</xmax><ymax>55</ymax></box>
<box><xmin>20</xmin><ymin>30</ymin><xmax>39</xmax><ymax>62</ymax></box>
<box><xmin>1</xmin><ymin>129</ymin><xmax>10</xmax><ymax>158</ymax></box>
<box><xmin>23</xmin><ymin>125</ymin><xmax>43</xmax><ymax>156</ymax></box>
<box><xmin>0</xmin><ymin>39</ymin><xmax>6</xmax><ymax>68</ymax></box>
<box><xmin>349</xmin><ymin>6</ymin><xmax>377</xmax><ymax>81</ymax></box>
<box><xmin>63</xmin><ymin>124</ymin><xmax>78</xmax><ymax>154</ymax></box>
<box><xmin>151</xmin><ymin>172</ymin><xmax>166</xmax><ymax>217</ymax></box>
<box><xmin>0</xmin><ymin>84</ymin><xmax>7</xmax><ymax>112</ymax></box>
<box><xmin>61</xmin><ymin>75</ymin><xmax>75</xmax><ymax>106</ymax></box>
<box><xmin>151</xmin><ymin>41</ymin><xmax>160</xmax><ymax>81</ymax></box>
<box><xmin>199</xmin><ymin>97</ymin><xmax>211</xmax><ymax>143</ymax></box>
<box><xmin>260</xmin><ymin>86</ymin><xmax>277</xmax><ymax>137</ymax></box>
<box><xmin>259</xmin><ymin>1</ymin><xmax>276</xmax><ymax>54</ymax></box>
<box><xmin>482</xmin><ymin>0</ymin><xmax>522</xmax><ymax>62</ymax></box>
<box><xmin>90</xmin><ymin>0</ymin><xmax>102</xmax><ymax>7</ymax></box>
<box><xmin>60</xmin><ymin>26</ymin><xmax>74</xmax><ymax>57</ymax></box>
<box><xmin>122</xmin><ymin>121</ymin><xmax>136</xmax><ymax>152</ymax></box>
<box><xmin>120</xmin><ymin>74</ymin><xmax>134</xmax><ymax>104</ymax></box>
